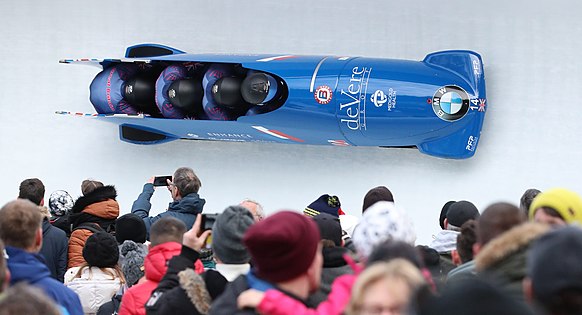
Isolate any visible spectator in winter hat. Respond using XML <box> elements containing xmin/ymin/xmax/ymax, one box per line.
<box><xmin>520</xmin><ymin>188</ymin><xmax>540</xmax><ymax>217</ymax></box>
<box><xmin>212</xmin><ymin>205</ymin><xmax>255</xmax><ymax>281</ymax></box>
<box><xmin>48</xmin><ymin>190</ymin><xmax>74</xmax><ymax>236</ymax></box>
<box><xmin>68</xmin><ymin>179</ymin><xmax>120</xmax><ymax>268</ymax></box>
<box><xmin>308</xmin><ymin>213</ymin><xmax>353</xmax><ymax>306</ymax></box>
<box><xmin>211</xmin><ymin>211</ymin><xmax>323</xmax><ymax>314</ymax></box>
<box><xmin>0</xmin><ymin>199</ymin><xmax>83</xmax><ymax>315</ymax></box>
<box><xmin>116</xmin><ymin>213</ymin><xmax>147</xmax><ymax>245</ymax></box>
<box><xmin>114</xmin><ymin>213</ymin><xmax>149</xmax><ymax>295</ymax></box>
<box><xmin>362</xmin><ymin>186</ymin><xmax>394</xmax><ymax>213</ymax></box>
<box><xmin>429</xmin><ymin>200</ymin><xmax>479</xmax><ymax>279</ymax></box>
<box><xmin>240</xmin><ymin>199</ymin><xmax>265</xmax><ymax>222</ymax></box>
<box><xmin>81</xmin><ymin>179</ymin><xmax>104</xmax><ymax>196</ymax></box>
<box><xmin>353</xmin><ymin>201</ymin><xmax>416</xmax><ymax>261</ymax></box>
<box><xmin>529</xmin><ymin>188</ymin><xmax>582</xmax><ymax>226</ymax></box>
<box><xmin>524</xmin><ymin>226</ymin><xmax>582</xmax><ymax>315</ymax></box>
<box><xmin>304</xmin><ymin>194</ymin><xmax>343</xmax><ymax>218</ymax></box>
<box><xmin>17</xmin><ymin>179</ymin><xmax>69</xmax><ymax>283</ymax></box>
<box><xmin>65</xmin><ymin>232</ymin><xmax>125</xmax><ymax>314</ymax></box>
<box><xmin>49</xmin><ymin>190</ymin><xmax>74</xmax><ymax>218</ymax></box>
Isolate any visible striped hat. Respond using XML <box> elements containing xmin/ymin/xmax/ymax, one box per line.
<box><xmin>304</xmin><ymin>194</ymin><xmax>343</xmax><ymax>218</ymax></box>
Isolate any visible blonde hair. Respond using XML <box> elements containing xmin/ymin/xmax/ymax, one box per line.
<box><xmin>73</xmin><ymin>263</ymin><xmax>126</xmax><ymax>285</ymax></box>
<box><xmin>346</xmin><ymin>259</ymin><xmax>425</xmax><ymax>315</ymax></box>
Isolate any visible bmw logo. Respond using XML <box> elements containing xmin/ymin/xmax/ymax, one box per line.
<box><xmin>432</xmin><ymin>85</ymin><xmax>470</xmax><ymax>122</ymax></box>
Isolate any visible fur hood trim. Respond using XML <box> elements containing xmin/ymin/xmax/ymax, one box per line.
<box><xmin>72</xmin><ymin>185</ymin><xmax>117</xmax><ymax>214</ymax></box>
<box><xmin>475</xmin><ymin>222</ymin><xmax>550</xmax><ymax>271</ymax></box>
<box><xmin>178</xmin><ymin>269</ymin><xmax>212</xmax><ymax>314</ymax></box>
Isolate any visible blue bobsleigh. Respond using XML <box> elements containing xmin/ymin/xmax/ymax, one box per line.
<box><xmin>60</xmin><ymin>43</ymin><xmax>487</xmax><ymax>159</ymax></box>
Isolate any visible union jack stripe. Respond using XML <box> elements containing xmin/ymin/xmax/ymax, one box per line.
<box><xmin>252</xmin><ymin>126</ymin><xmax>304</xmax><ymax>142</ymax></box>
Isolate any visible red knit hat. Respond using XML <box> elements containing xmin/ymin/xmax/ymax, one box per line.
<box><xmin>243</xmin><ymin>211</ymin><xmax>321</xmax><ymax>283</ymax></box>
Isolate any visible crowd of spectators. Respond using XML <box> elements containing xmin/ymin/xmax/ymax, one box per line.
<box><xmin>1</xmin><ymin>167</ymin><xmax>581</xmax><ymax>315</ymax></box>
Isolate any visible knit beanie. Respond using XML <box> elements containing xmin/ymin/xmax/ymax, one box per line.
<box><xmin>48</xmin><ymin>190</ymin><xmax>74</xmax><ymax>217</ymax></box>
<box><xmin>362</xmin><ymin>186</ymin><xmax>394</xmax><ymax>212</ymax></box>
<box><xmin>212</xmin><ymin>205</ymin><xmax>255</xmax><ymax>264</ymax></box>
<box><xmin>304</xmin><ymin>194</ymin><xmax>342</xmax><ymax>217</ymax></box>
<box><xmin>83</xmin><ymin>231</ymin><xmax>119</xmax><ymax>268</ymax></box>
<box><xmin>115</xmin><ymin>213</ymin><xmax>147</xmax><ymax>244</ymax></box>
<box><xmin>353</xmin><ymin>201</ymin><xmax>416</xmax><ymax>260</ymax></box>
<box><xmin>529</xmin><ymin>188</ymin><xmax>582</xmax><ymax>224</ymax></box>
<box><xmin>243</xmin><ymin>211</ymin><xmax>320</xmax><ymax>283</ymax></box>
<box><xmin>446</xmin><ymin>201</ymin><xmax>480</xmax><ymax>228</ymax></box>
<box><xmin>120</xmin><ymin>240</ymin><xmax>147</xmax><ymax>287</ymax></box>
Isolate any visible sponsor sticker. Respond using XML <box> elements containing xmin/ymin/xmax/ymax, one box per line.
<box><xmin>339</xmin><ymin>66</ymin><xmax>372</xmax><ymax>130</ymax></box>
<box><xmin>371</xmin><ymin>90</ymin><xmax>387</xmax><ymax>107</ymax></box>
<box><xmin>431</xmin><ymin>85</ymin><xmax>470</xmax><ymax>122</ymax></box>
<box><xmin>371</xmin><ymin>88</ymin><xmax>397</xmax><ymax>111</ymax></box>
<box><xmin>466</xmin><ymin>135</ymin><xmax>478</xmax><ymax>152</ymax></box>
<box><xmin>473</xmin><ymin>60</ymin><xmax>481</xmax><ymax>76</ymax></box>
<box><xmin>314</xmin><ymin>85</ymin><xmax>333</xmax><ymax>105</ymax></box>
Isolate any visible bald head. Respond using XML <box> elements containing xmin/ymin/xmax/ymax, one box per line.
<box><xmin>477</xmin><ymin>202</ymin><xmax>526</xmax><ymax>246</ymax></box>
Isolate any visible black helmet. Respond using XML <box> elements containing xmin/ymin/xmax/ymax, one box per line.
<box><xmin>211</xmin><ymin>77</ymin><xmax>243</xmax><ymax>109</ymax></box>
<box><xmin>167</xmin><ymin>79</ymin><xmax>203</xmax><ymax>111</ymax></box>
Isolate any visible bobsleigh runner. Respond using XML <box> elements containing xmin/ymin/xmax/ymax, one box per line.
<box><xmin>59</xmin><ymin>43</ymin><xmax>487</xmax><ymax>159</ymax></box>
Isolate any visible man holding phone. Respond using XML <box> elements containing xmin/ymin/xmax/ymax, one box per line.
<box><xmin>131</xmin><ymin>167</ymin><xmax>206</xmax><ymax>240</ymax></box>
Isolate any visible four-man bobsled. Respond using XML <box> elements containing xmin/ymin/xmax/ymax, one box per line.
<box><xmin>60</xmin><ymin>43</ymin><xmax>487</xmax><ymax>159</ymax></box>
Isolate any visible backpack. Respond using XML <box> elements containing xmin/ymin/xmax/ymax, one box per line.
<box><xmin>73</xmin><ymin>221</ymin><xmax>116</xmax><ymax>237</ymax></box>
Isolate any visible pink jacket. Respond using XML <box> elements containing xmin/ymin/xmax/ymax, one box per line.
<box><xmin>257</xmin><ymin>274</ymin><xmax>356</xmax><ymax>315</ymax></box>
<box><xmin>254</xmin><ymin>255</ymin><xmax>434</xmax><ymax>315</ymax></box>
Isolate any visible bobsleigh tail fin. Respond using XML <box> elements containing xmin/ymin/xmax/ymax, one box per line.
<box><xmin>423</xmin><ymin>50</ymin><xmax>485</xmax><ymax>92</ymax></box>
<box><xmin>119</xmin><ymin>124</ymin><xmax>178</xmax><ymax>145</ymax></box>
<box><xmin>125</xmin><ymin>44</ymin><xmax>186</xmax><ymax>58</ymax></box>
<box><xmin>418</xmin><ymin>122</ymin><xmax>481</xmax><ymax>159</ymax></box>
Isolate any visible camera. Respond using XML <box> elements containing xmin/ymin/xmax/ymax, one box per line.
<box><xmin>201</xmin><ymin>213</ymin><xmax>219</xmax><ymax>231</ymax></box>
<box><xmin>153</xmin><ymin>175</ymin><xmax>173</xmax><ymax>186</ymax></box>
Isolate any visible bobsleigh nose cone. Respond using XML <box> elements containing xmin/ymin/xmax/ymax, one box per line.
<box><xmin>242</xmin><ymin>72</ymin><xmax>279</xmax><ymax>105</ymax></box>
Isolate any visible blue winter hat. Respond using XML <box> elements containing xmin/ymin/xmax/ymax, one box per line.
<box><xmin>304</xmin><ymin>194</ymin><xmax>342</xmax><ymax>218</ymax></box>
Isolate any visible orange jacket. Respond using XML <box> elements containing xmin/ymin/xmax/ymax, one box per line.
<box><xmin>68</xmin><ymin>187</ymin><xmax>120</xmax><ymax>268</ymax></box>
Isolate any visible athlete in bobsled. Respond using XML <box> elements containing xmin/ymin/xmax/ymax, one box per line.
<box><xmin>89</xmin><ymin>62</ymin><xmax>283</xmax><ymax>120</ymax></box>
